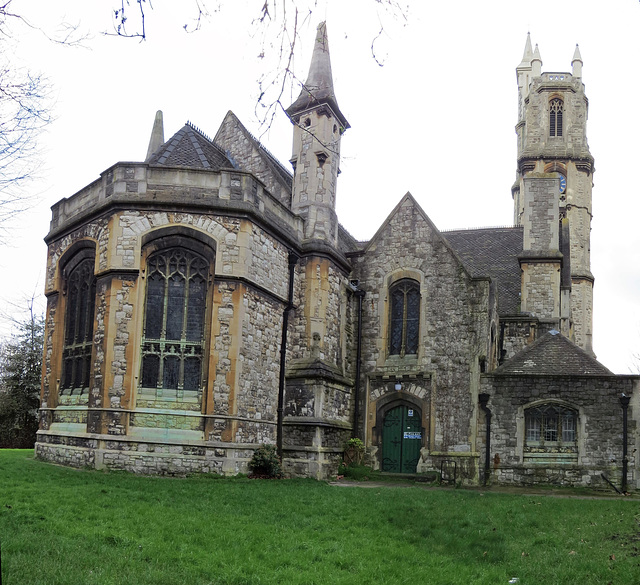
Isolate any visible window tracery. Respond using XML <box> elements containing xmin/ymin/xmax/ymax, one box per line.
<box><xmin>139</xmin><ymin>247</ymin><xmax>209</xmax><ymax>403</ymax></box>
<box><xmin>549</xmin><ymin>98</ymin><xmax>563</xmax><ymax>137</ymax></box>
<box><xmin>524</xmin><ymin>403</ymin><xmax>578</xmax><ymax>462</ymax></box>
<box><xmin>61</xmin><ymin>257</ymin><xmax>96</xmax><ymax>396</ymax></box>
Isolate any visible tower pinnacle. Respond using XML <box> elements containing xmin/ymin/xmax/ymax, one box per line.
<box><xmin>531</xmin><ymin>44</ymin><xmax>542</xmax><ymax>77</ymax></box>
<box><xmin>287</xmin><ymin>22</ymin><xmax>348</xmax><ymax>244</ymax></box>
<box><xmin>145</xmin><ymin>110</ymin><xmax>164</xmax><ymax>162</ymax></box>
<box><xmin>286</xmin><ymin>22</ymin><xmax>349</xmax><ymax>130</ymax></box>
<box><xmin>572</xmin><ymin>44</ymin><xmax>583</xmax><ymax>78</ymax></box>
<box><xmin>517</xmin><ymin>33</ymin><xmax>533</xmax><ymax>69</ymax></box>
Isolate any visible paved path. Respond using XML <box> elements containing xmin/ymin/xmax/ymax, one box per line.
<box><xmin>328</xmin><ymin>479</ymin><xmax>639</xmax><ymax>500</ymax></box>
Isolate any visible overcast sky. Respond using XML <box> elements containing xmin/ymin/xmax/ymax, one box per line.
<box><xmin>1</xmin><ymin>0</ymin><xmax>639</xmax><ymax>374</ymax></box>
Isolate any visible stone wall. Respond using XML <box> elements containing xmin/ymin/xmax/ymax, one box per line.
<box><xmin>479</xmin><ymin>374</ymin><xmax>639</xmax><ymax>489</ymax></box>
<box><xmin>351</xmin><ymin>196</ymin><xmax>491</xmax><ymax>459</ymax></box>
<box><xmin>38</xmin><ymin>199</ymin><xmax>298</xmax><ymax>474</ymax></box>
<box><xmin>214</xmin><ymin>111</ymin><xmax>292</xmax><ymax>208</ymax></box>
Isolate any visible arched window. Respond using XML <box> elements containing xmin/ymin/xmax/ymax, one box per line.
<box><xmin>389</xmin><ymin>279</ymin><xmax>420</xmax><ymax>356</ymax></box>
<box><xmin>524</xmin><ymin>403</ymin><xmax>578</xmax><ymax>462</ymax></box>
<box><xmin>139</xmin><ymin>247</ymin><xmax>209</xmax><ymax>403</ymax></box>
<box><xmin>549</xmin><ymin>98</ymin><xmax>563</xmax><ymax>137</ymax></box>
<box><xmin>61</xmin><ymin>255</ymin><xmax>96</xmax><ymax>396</ymax></box>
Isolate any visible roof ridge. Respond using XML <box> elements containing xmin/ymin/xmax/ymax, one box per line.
<box><xmin>186</xmin><ymin>120</ymin><xmax>214</xmax><ymax>144</ymax></box>
<box><xmin>442</xmin><ymin>225</ymin><xmax>518</xmax><ymax>233</ymax></box>
<box><xmin>244</xmin><ymin>126</ymin><xmax>293</xmax><ymax>180</ymax></box>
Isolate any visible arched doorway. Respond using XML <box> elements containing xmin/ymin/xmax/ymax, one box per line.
<box><xmin>382</xmin><ymin>404</ymin><xmax>422</xmax><ymax>473</ymax></box>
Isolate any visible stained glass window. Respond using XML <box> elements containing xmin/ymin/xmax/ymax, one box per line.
<box><xmin>140</xmin><ymin>248</ymin><xmax>209</xmax><ymax>402</ymax></box>
<box><xmin>61</xmin><ymin>257</ymin><xmax>95</xmax><ymax>395</ymax></box>
<box><xmin>389</xmin><ymin>280</ymin><xmax>420</xmax><ymax>356</ymax></box>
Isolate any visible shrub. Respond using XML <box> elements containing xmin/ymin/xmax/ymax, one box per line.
<box><xmin>345</xmin><ymin>437</ymin><xmax>364</xmax><ymax>450</ymax></box>
<box><xmin>340</xmin><ymin>463</ymin><xmax>372</xmax><ymax>481</ymax></box>
<box><xmin>343</xmin><ymin>437</ymin><xmax>365</xmax><ymax>466</ymax></box>
<box><xmin>248</xmin><ymin>444</ymin><xmax>283</xmax><ymax>478</ymax></box>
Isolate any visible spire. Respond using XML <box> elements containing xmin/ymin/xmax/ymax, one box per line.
<box><xmin>286</xmin><ymin>22</ymin><xmax>350</xmax><ymax>130</ymax></box>
<box><xmin>517</xmin><ymin>32</ymin><xmax>533</xmax><ymax>69</ymax></box>
<box><xmin>145</xmin><ymin>110</ymin><xmax>164</xmax><ymax>162</ymax></box>
<box><xmin>531</xmin><ymin>43</ymin><xmax>542</xmax><ymax>77</ymax></box>
<box><xmin>572</xmin><ymin>44</ymin><xmax>583</xmax><ymax>78</ymax></box>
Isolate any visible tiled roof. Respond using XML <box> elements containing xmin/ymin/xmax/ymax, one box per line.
<box><xmin>493</xmin><ymin>331</ymin><xmax>613</xmax><ymax>376</ymax></box>
<box><xmin>257</xmin><ymin>142</ymin><xmax>293</xmax><ymax>190</ymax></box>
<box><xmin>148</xmin><ymin>123</ymin><xmax>235</xmax><ymax>170</ymax></box>
<box><xmin>443</xmin><ymin>226</ymin><xmax>523</xmax><ymax>316</ymax></box>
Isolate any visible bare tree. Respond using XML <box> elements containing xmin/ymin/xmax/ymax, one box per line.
<box><xmin>0</xmin><ymin>2</ymin><xmax>53</xmax><ymax>240</ymax></box>
<box><xmin>110</xmin><ymin>0</ymin><xmax>215</xmax><ymax>39</ymax></box>
<box><xmin>0</xmin><ymin>62</ymin><xmax>50</xmax><ymax>234</ymax></box>
<box><xmin>0</xmin><ymin>1</ymin><xmax>408</xmax><ymax>236</ymax></box>
<box><xmin>107</xmin><ymin>1</ymin><xmax>409</xmax><ymax>131</ymax></box>
<box><xmin>251</xmin><ymin>1</ymin><xmax>408</xmax><ymax>133</ymax></box>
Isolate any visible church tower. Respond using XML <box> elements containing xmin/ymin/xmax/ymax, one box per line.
<box><xmin>513</xmin><ymin>35</ymin><xmax>595</xmax><ymax>353</ymax></box>
<box><xmin>286</xmin><ymin>22</ymin><xmax>350</xmax><ymax>245</ymax></box>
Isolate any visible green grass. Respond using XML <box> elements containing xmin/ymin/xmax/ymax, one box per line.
<box><xmin>1</xmin><ymin>450</ymin><xmax>639</xmax><ymax>584</ymax></box>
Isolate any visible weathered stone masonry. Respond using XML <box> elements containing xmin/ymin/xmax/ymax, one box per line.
<box><xmin>36</xmin><ymin>28</ymin><xmax>640</xmax><ymax>488</ymax></box>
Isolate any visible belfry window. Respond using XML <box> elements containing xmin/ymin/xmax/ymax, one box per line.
<box><xmin>549</xmin><ymin>98</ymin><xmax>563</xmax><ymax>137</ymax></box>
<box><xmin>140</xmin><ymin>248</ymin><xmax>209</xmax><ymax>402</ymax></box>
<box><xmin>61</xmin><ymin>256</ymin><xmax>96</xmax><ymax>395</ymax></box>
<box><xmin>389</xmin><ymin>279</ymin><xmax>420</xmax><ymax>356</ymax></box>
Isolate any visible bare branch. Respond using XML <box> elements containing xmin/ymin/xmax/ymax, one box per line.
<box><xmin>251</xmin><ymin>0</ymin><xmax>408</xmax><ymax>135</ymax></box>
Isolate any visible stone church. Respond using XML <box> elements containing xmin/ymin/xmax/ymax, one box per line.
<box><xmin>36</xmin><ymin>25</ymin><xmax>639</xmax><ymax>489</ymax></box>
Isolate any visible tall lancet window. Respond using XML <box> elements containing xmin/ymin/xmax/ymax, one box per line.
<box><xmin>140</xmin><ymin>247</ymin><xmax>209</xmax><ymax>404</ymax></box>
<box><xmin>389</xmin><ymin>279</ymin><xmax>420</xmax><ymax>356</ymax></box>
<box><xmin>550</xmin><ymin>98</ymin><xmax>563</xmax><ymax>137</ymax></box>
<box><xmin>61</xmin><ymin>255</ymin><xmax>96</xmax><ymax>396</ymax></box>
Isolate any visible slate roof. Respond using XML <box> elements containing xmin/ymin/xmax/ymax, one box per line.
<box><xmin>338</xmin><ymin>223</ymin><xmax>362</xmax><ymax>255</ymax></box>
<box><xmin>493</xmin><ymin>331</ymin><xmax>614</xmax><ymax>376</ymax></box>
<box><xmin>286</xmin><ymin>22</ymin><xmax>350</xmax><ymax>129</ymax></box>
<box><xmin>147</xmin><ymin>123</ymin><xmax>235</xmax><ymax>170</ymax></box>
<box><xmin>257</xmin><ymin>141</ymin><xmax>293</xmax><ymax>190</ymax></box>
<box><xmin>443</xmin><ymin>226</ymin><xmax>523</xmax><ymax>316</ymax></box>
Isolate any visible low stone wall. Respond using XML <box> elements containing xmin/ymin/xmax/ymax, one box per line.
<box><xmin>490</xmin><ymin>464</ymin><xmax>624</xmax><ymax>489</ymax></box>
<box><xmin>36</xmin><ymin>431</ymin><xmax>344</xmax><ymax>479</ymax></box>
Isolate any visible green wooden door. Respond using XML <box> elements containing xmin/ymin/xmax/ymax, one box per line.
<box><xmin>382</xmin><ymin>405</ymin><xmax>422</xmax><ymax>473</ymax></box>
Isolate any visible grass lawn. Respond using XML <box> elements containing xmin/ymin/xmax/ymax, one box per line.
<box><xmin>1</xmin><ymin>450</ymin><xmax>639</xmax><ymax>584</ymax></box>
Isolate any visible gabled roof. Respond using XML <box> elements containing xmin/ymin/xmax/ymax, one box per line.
<box><xmin>362</xmin><ymin>192</ymin><xmax>475</xmax><ymax>280</ymax></box>
<box><xmin>493</xmin><ymin>331</ymin><xmax>613</xmax><ymax>376</ymax></box>
<box><xmin>443</xmin><ymin>226</ymin><xmax>523</xmax><ymax>316</ymax></box>
<box><xmin>213</xmin><ymin>111</ymin><xmax>293</xmax><ymax>207</ymax></box>
<box><xmin>147</xmin><ymin>123</ymin><xmax>235</xmax><ymax>170</ymax></box>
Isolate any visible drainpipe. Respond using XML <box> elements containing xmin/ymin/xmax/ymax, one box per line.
<box><xmin>620</xmin><ymin>393</ymin><xmax>630</xmax><ymax>493</ymax></box>
<box><xmin>478</xmin><ymin>393</ymin><xmax>492</xmax><ymax>486</ymax></box>
<box><xmin>352</xmin><ymin>287</ymin><xmax>365</xmax><ymax>439</ymax></box>
<box><xmin>277</xmin><ymin>251</ymin><xmax>298</xmax><ymax>459</ymax></box>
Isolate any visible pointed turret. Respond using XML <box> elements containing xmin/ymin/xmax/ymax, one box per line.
<box><xmin>572</xmin><ymin>44</ymin><xmax>583</xmax><ymax>78</ymax></box>
<box><xmin>287</xmin><ymin>22</ymin><xmax>348</xmax><ymax>244</ymax></box>
<box><xmin>517</xmin><ymin>32</ymin><xmax>534</xmax><ymax>70</ymax></box>
<box><xmin>286</xmin><ymin>22</ymin><xmax>349</xmax><ymax>131</ymax></box>
<box><xmin>145</xmin><ymin>110</ymin><xmax>165</xmax><ymax>162</ymax></box>
<box><xmin>516</xmin><ymin>34</ymin><xmax>535</xmax><ymax>121</ymax></box>
<box><xmin>531</xmin><ymin>44</ymin><xmax>542</xmax><ymax>77</ymax></box>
